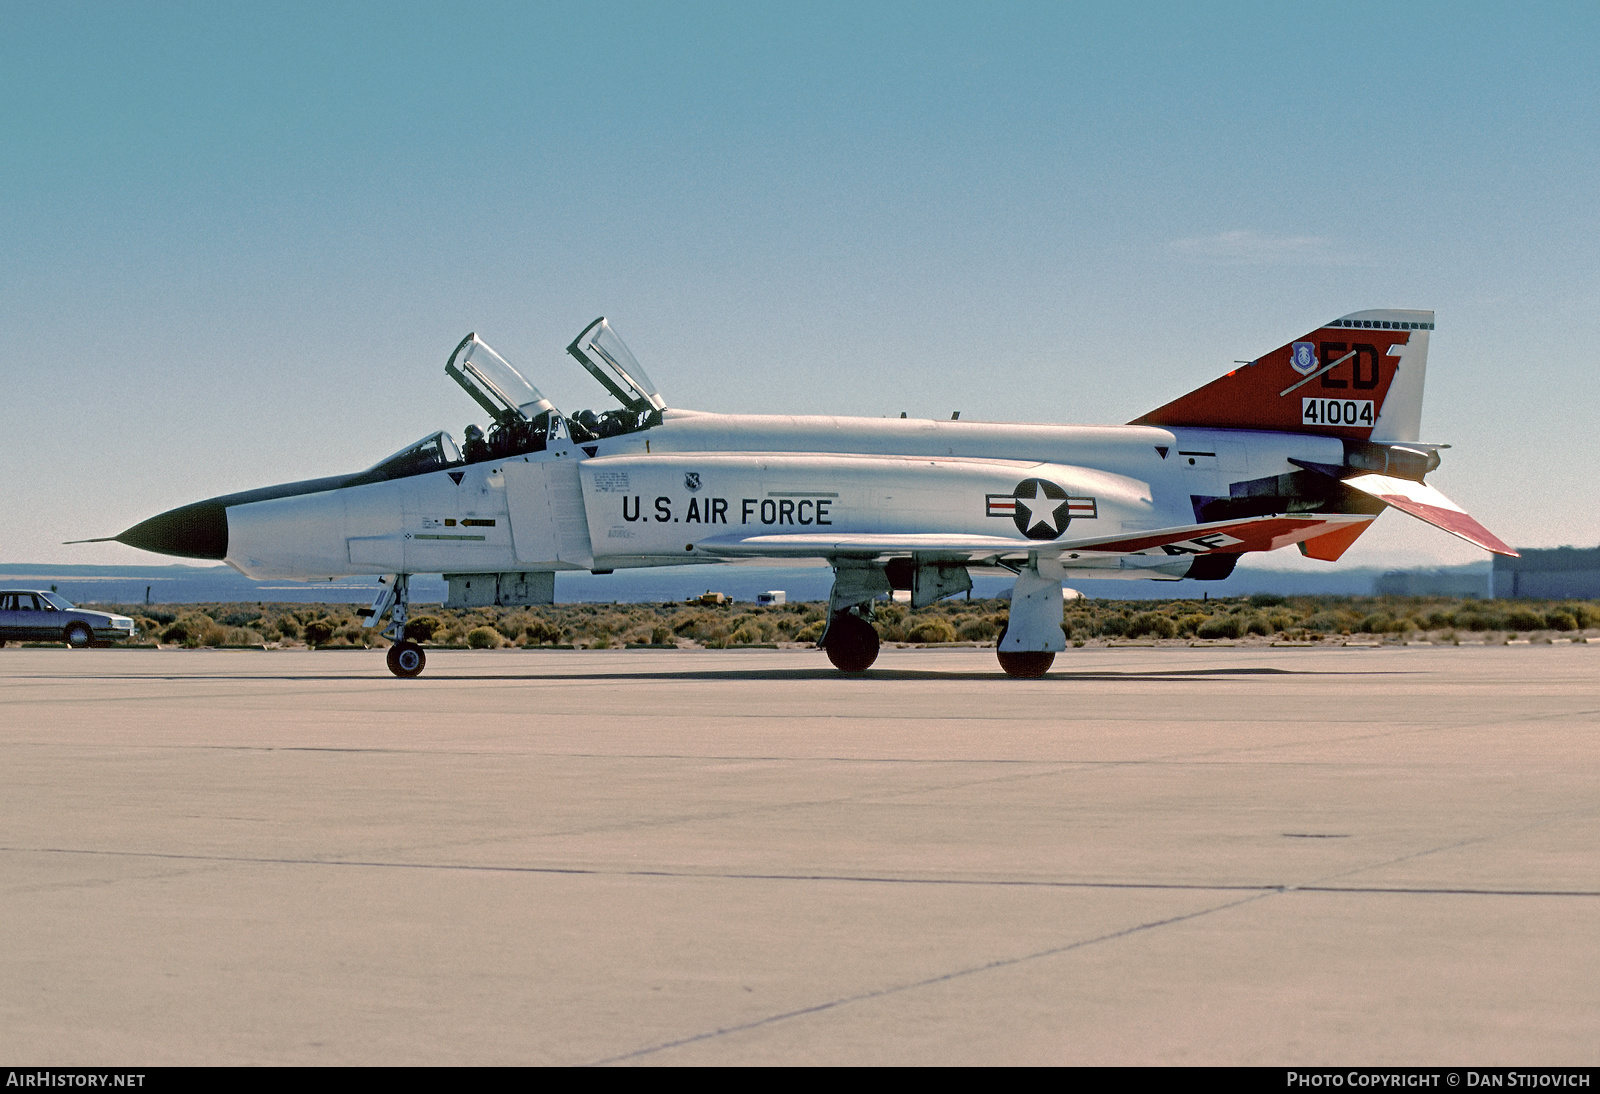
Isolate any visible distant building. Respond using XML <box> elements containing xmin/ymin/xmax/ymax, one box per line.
<box><xmin>1374</xmin><ymin>569</ymin><xmax>1488</xmax><ymax>597</ymax></box>
<box><xmin>1492</xmin><ymin>546</ymin><xmax>1600</xmax><ymax>599</ymax></box>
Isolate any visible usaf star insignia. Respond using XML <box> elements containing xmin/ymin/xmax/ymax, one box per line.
<box><xmin>983</xmin><ymin>478</ymin><xmax>1098</xmax><ymax>540</ymax></box>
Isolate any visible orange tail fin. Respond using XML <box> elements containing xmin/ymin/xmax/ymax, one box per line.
<box><xmin>1132</xmin><ymin>309</ymin><xmax>1433</xmax><ymax>443</ymax></box>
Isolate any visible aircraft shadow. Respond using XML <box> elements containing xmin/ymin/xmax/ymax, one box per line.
<box><xmin>423</xmin><ymin>665</ymin><xmax>1412</xmax><ymax>683</ymax></box>
<box><xmin>61</xmin><ymin>665</ymin><xmax>1411</xmax><ymax>684</ymax></box>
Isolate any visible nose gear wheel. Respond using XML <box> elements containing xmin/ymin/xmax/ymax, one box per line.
<box><xmin>386</xmin><ymin>640</ymin><xmax>426</xmax><ymax>678</ymax></box>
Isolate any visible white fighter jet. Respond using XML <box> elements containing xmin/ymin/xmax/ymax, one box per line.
<box><xmin>107</xmin><ymin>311</ymin><xmax>1515</xmax><ymax>677</ymax></box>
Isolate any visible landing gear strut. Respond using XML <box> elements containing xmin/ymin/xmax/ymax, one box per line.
<box><xmin>367</xmin><ymin>574</ymin><xmax>427</xmax><ymax>678</ymax></box>
<box><xmin>996</xmin><ymin>557</ymin><xmax>1065</xmax><ymax>678</ymax></box>
<box><xmin>819</xmin><ymin>561</ymin><xmax>890</xmax><ymax>673</ymax></box>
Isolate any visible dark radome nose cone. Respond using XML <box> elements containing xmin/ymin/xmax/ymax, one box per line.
<box><xmin>116</xmin><ymin>501</ymin><xmax>229</xmax><ymax>560</ymax></box>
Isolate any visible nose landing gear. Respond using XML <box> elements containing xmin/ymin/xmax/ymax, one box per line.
<box><xmin>386</xmin><ymin>639</ymin><xmax>426</xmax><ymax>678</ymax></box>
<box><xmin>365</xmin><ymin>574</ymin><xmax>428</xmax><ymax>678</ymax></box>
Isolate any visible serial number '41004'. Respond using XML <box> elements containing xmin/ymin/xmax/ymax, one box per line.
<box><xmin>1302</xmin><ymin>397</ymin><xmax>1375</xmax><ymax>427</ymax></box>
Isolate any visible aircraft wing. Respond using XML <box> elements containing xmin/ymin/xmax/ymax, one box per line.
<box><xmin>692</xmin><ymin>532</ymin><xmax>1044</xmax><ymax>557</ymax></box>
<box><xmin>1341</xmin><ymin>473</ymin><xmax>1517</xmax><ymax>556</ymax></box>
<box><xmin>691</xmin><ymin>512</ymin><xmax>1375</xmax><ymax>560</ymax></box>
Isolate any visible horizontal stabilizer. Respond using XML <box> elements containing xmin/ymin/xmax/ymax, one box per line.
<box><xmin>1298</xmin><ymin>518</ymin><xmax>1376</xmax><ymax>562</ymax></box>
<box><xmin>1342</xmin><ymin>474</ymin><xmax>1517</xmax><ymax>556</ymax></box>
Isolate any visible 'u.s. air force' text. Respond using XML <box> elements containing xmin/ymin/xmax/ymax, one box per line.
<box><xmin>620</xmin><ymin>497</ymin><xmax>833</xmax><ymax>525</ymax></box>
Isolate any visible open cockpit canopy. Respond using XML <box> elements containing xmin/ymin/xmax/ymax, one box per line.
<box><xmin>442</xmin><ymin>322</ymin><xmax>665</xmax><ymax>455</ymax></box>
<box><xmin>567</xmin><ymin>317</ymin><xmax>666</xmax><ymax>415</ymax></box>
<box><xmin>446</xmin><ymin>333</ymin><xmax>556</xmax><ymax>425</ymax></box>
<box><xmin>445</xmin><ymin>333</ymin><xmax>565</xmax><ymax>462</ymax></box>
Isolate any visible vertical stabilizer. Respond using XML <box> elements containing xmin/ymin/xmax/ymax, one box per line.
<box><xmin>1368</xmin><ymin>324</ymin><xmax>1428</xmax><ymax>443</ymax></box>
<box><xmin>1133</xmin><ymin>309</ymin><xmax>1435</xmax><ymax>442</ymax></box>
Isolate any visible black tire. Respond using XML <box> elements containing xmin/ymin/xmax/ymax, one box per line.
<box><xmin>64</xmin><ymin>623</ymin><xmax>93</xmax><ymax>649</ymax></box>
<box><xmin>997</xmin><ymin>649</ymin><xmax>1055</xmax><ymax>678</ymax></box>
<box><xmin>823</xmin><ymin>611</ymin><xmax>880</xmax><ymax>673</ymax></box>
<box><xmin>387</xmin><ymin>640</ymin><xmax>426</xmax><ymax>678</ymax></box>
<box><xmin>995</xmin><ymin>622</ymin><xmax>1057</xmax><ymax>677</ymax></box>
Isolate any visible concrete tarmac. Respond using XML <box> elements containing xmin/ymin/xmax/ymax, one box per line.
<box><xmin>1</xmin><ymin>644</ymin><xmax>1596</xmax><ymax>1065</ymax></box>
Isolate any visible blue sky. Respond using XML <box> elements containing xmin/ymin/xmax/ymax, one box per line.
<box><xmin>4</xmin><ymin>2</ymin><xmax>1597</xmax><ymax>569</ymax></box>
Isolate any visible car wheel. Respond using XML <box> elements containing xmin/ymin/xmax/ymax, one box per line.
<box><xmin>386</xmin><ymin>640</ymin><xmax>426</xmax><ymax>678</ymax></box>
<box><xmin>823</xmin><ymin>611</ymin><xmax>880</xmax><ymax>672</ymax></box>
<box><xmin>64</xmin><ymin>623</ymin><xmax>93</xmax><ymax>649</ymax></box>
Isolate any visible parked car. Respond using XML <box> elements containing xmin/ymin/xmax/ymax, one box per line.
<box><xmin>0</xmin><ymin>590</ymin><xmax>138</xmax><ymax>647</ymax></box>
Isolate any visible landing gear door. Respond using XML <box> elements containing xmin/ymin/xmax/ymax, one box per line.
<box><xmin>567</xmin><ymin>317</ymin><xmax>666</xmax><ymax>414</ymax></box>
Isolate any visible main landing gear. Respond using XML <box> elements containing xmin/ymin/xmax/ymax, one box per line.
<box><xmin>366</xmin><ymin>574</ymin><xmax>428</xmax><ymax>679</ymax></box>
<box><xmin>818</xmin><ymin>560</ymin><xmax>891</xmax><ymax>673</ymax></box>
<box><xmin>994</xmin><ymin>558</ymin><xmax>1065</xmax><ymax>678</ymax></box>
<box><xmin>823</xmin><ymin>610</ymin><xmax>880</xmax><ymax>672</ymax></box>
<box><xmin>818</xmin><ymin>555</ymin><xmax>1066</xmax><ymax>677</ymax></box>
<box><xmin>996</xmin><ymin>645</ymin><xmax>1055</xmax><ymax>678</ymax></box>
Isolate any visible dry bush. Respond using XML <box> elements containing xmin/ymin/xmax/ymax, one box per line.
<box><xmin>1197</xmin><ymin>614</ymin><xmax>1243</xmax><ymax>639</ymax></box>
<box><xmin>956</xmin><ymin>615</ymin><xmax>998</xmax><ymax>641</ymax></box>
<box><xmin>1506</xmin><ymin>608</ymin><xmax>1544</xmax><ymax>632</ymax></box>
<box><xmin>904</xmin><ymin>616</ymin><xmax>957</xmax><ymax>643</ymax></box>
<box><xmin>1545</xmin><ymin>610</ymin><xmax>1578</xmax><ymax>632</ymax></box>
<box><xmin>1128</xmin><ymin>612</ymin><xmax>1177</xmax><ymax>639</ymax></box>
<box><xmin>522</xmin><ymin>619</ymin><xmax>564</xmax><ymax>645</ymax></box>
<box><xmin>1095</xmin><ymin>613</ymin><xmax>1129</xmax><ymax>637</ymax></box>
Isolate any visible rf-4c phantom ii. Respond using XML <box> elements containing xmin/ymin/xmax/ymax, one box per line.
<box><xmin>106</xmin><ymin>311</ymin><xmax>1514</xmax><ymax>678</ymax></box>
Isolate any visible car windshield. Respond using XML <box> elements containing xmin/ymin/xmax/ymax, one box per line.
<box><xmin>39</xmin><ymin>592</ymin><xmax>74</xmax><ymax>610</ymax></box>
